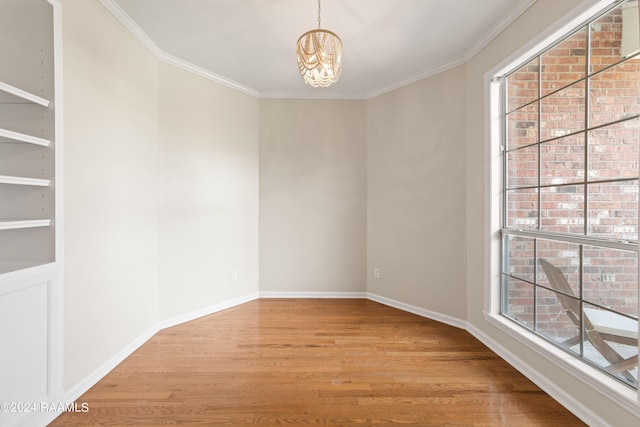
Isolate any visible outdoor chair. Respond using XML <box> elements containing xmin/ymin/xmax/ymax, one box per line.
<box><xmin>538</xmin><ymin>259</ymin><xmax>638</xmax><ymax>384</ymax></box>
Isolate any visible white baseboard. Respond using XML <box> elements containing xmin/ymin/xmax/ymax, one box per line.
<box><xmin>367</xmin><ymin>292</ymin><xmax>467</xmax><ymax>330</ymax></box>
<box><xmin>45</xmin><ymin>325</ymin><xmax>160</xmax><ymax>426</ymax></box>
<box><xmin>368</xmin><ymin>292</ymin><xmax>631</xmax><ymax>426</ymax></box>
<box><xmin>259</xmin><ymin>291</ymin><xmax>368</xmax><ymax>299</ymax></box>
<box><xmin>63</xmin><ymin>326</ymin><xmax>160</xmax><ymax>399</ymax></box>
<box><xmin>466</xmin><ymin>322</ymin><xmax>612</xmax><ymax>427</ymax></box>
<box><xmin>19</xmin><ymin>395</ymin><xmax>67</xmax><ymax>427</ymax></box>
<box><xmin>366</xmin><ymin>293</ymin><xmax>618</xmax><ymax>426</ymax></box>
<box><xmin>257</xmin><ymin>291</ymin><xmax>467</xmax><ymax>332</ymax></box>
<box><xmin>157</xmin><ymin>292</ymin><xmax>260</xmax><ymax>330</ymax></box>
<box><xmin>42</xmin><ymin>292</ymin><xmax>259</xmax><ymax>427</ymax></box>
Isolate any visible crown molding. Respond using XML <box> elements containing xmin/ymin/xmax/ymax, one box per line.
<box><xmin>259</xmin><ymin>90</ymin><xmax>367</xmax><ymax>100</ymax></box>
<box><xmin>158</xmin><ymin>52</ymin><xmax>259</xmax><ymax>97</ymax></box>
<box><xmin>99</xmin><ymin>0</ymin><xmax>537</xmax><ymax>100</ymax></box>
<box><xmin>97</xmin><ymin>0</ymin><xmax>163</xmax><ymax>57</ymax></box>
<box><xmin>365</xmin><ymin>57</ymin><xmax>466</xmax><ymax>99</ymax></box>
<box><xmin>362</xmin><ymin>0</ymin><xmax>537</xmax><ymax>99</ymax></box>
<box><xmin>97</xmin><ymin>0</ymin><xmax>260</xmax><ymax>98</ymax></box>
<box><xmin>464</xmin><ymin>0</ymin><xmax>538</xmax><ymax>62</ymax></box>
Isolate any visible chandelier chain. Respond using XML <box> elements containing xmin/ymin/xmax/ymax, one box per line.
<box><xmin>317</xmin><ymin>0</ymin><xmax>321</xmax><ymax>28</ymax></box>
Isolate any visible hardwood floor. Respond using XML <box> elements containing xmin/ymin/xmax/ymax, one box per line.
<box><xmin>49</xmin><ymin>299</ymin><xmax>585</xmax><ymax>426</ymax></box>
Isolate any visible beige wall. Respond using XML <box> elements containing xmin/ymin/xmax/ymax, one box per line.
<box><xmin>158</xmin><ymin>63</ymin><xmax>259</xmax><ymax>319</ymax></box>
<box><xmin>61</xmin><ymin>0</ymin><xmax>159</xmax><ymax>388</ymax></box>
<box><xmin>61</xmin><ymin>0</ymin><xmax>260</xmax><ymax>392</ymax></box>
<box><xmin>259</xmin><ymin>99</ymin><xmax>367</xmax><ymax>293</ymax></box>
<box><xmin>465</xmin><ymin>0</ymin><xmax>639</xmax><ymax>424</ymax></box>
<box><xmin>367</xmin><ymin>66</ymin><xmax>467</xmax><ymax>320</ymax></box>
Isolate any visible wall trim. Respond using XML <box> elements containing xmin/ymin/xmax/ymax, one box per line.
<box><xmin>260</xmin><ymin>291</ymin><xmax>368</xmax><ymax>299</ymax></box>
<box><xmin>259</xmin><ymin>90</ymin><xmax>367</xmax><ymax>101</ymax></box>
<box><xmin>466</xmin><ymin>320</ymin><xmax>614</xmax><ymax>427</ymax></box>
<box><xmin>38</xmin><ymin>325</ymin><xmax>159</xmax><ymax>427</ymax></box>
<box><xmin>482</xmin><ymin>313</ymin><xmax>640</xmax><ymax>419</ymax></box>
<box><xmin>463</xmin><ymin>0</ymin><xmax>538</xmax><ymax>61</ymax></box>
<box><xmin>62</xmin><ymin>326</ymin><xmax>159</xmax><ymax>398</ymax></box>
<box><xmin>157</xmin><ymin>292</ymin><xmax>260</xmax><ymax>330</ymax></box>
<box><xmin>97</xmin><ymin>0</ymin><xmax>259</xmax><ymax>98</ymax></box>
<box><xmin>368</xmin><ymin>293</ymin><xmax>639</xmax><ymax>423</ymax></box>
<box><xmin>21</xmin><ymin>392</ymin><xmax>71</xmax><ymax>427</ymax></box>
<box><xmin>365</xmin><ymin>57</ymin><xmax>466</xmax><ymax>99</ymax></box>
<box><xmin>366</xmin><ymin>292</ymin><xmax>467</xmax><ymax>330</ymax></box>
<box><xmin>50</xmin><ymin>0</ymin><xmax>65</xmax><ymax>406</ymax></box>
<box><xmin>41</xmin><ymin>292</ymin><xmax>260</xmax><ymax>426</ymax></box>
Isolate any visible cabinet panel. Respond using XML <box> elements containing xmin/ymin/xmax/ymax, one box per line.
<box><xmin>0</xmin><ymin>280</ymin><xmax>49</xmax><ymax>427</ymax></box>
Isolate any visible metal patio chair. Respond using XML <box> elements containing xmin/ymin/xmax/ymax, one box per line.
<box><xmin>539</xmin><ymin>259</ymin><xmax>638</xmax><ymax>384</ymax></box>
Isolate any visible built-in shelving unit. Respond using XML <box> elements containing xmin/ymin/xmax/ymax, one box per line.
<box><xmin>0</xmin><ymin>2</ymin><xmax>62</xmax><ymax>425</ymax></box>
<box><xmin>0</xmin><ymin>0</ymin><xmax>56</xmax><ymax>242</ymax></box>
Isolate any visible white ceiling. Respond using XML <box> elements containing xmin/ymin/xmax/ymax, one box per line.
<box><xmin>106</xmin><ymin>0</ymin><xmax>536</xmax><ymax>99</ymax></box>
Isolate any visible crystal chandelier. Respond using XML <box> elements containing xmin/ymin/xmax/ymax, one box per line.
<box><xmin>296</xmin><ymin>0</ymin><xmax>342</xmax><ymax>88</ymax></box>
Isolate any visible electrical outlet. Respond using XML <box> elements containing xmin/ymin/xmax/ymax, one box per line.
<box><xmin>230</xmin><ymin>271</ymin><xmax>238</xmax><ymax>281</ymax></box>
<box><xmin>373</xmin><ymin>268</ymin><xmax>380</xmax><ymax>279</ymax></box>
<box><xmin>601</xmin><ymin>273</ymin><xmax>615</xmax><ymax>282</ymax></box>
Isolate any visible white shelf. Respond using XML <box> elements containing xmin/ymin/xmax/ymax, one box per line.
<box><xmin>0</xmin><ymin>175</ymin><xmax>50</xmax><ymax>187</ymax></box>
<box><xmin>0</xmin><ymin>219</ymin><xmax>51</xmax><ymax>231</ymax></box>
<box><xmin>0</xmin><ymin>81</ymin><xmax>49</xmax><ymax>107</ymax></box>
<box><xmin>0</xmin><ymin>127</ymin><xmax>50</xmax><ymax>146</ymax></box>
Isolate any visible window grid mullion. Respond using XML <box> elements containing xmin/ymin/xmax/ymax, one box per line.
<box><xmin>584</xmin><ymin>22</ymin><xmax>591</xmax><ymax>238</ymax></box>
<box><xmin>537</xmin><ymin>55</ymin><xmax>542</xmax><ymax>234</ymax></box>
<box><xmin>501</xmin><ymin>77</ymin><xmax>508</xmax><ymax>231</ymax></box>
<box><xmin>579</xmin><ymin>245</ymin><xmax>585</xmax><ymax>358</ymax></box>
<box><xmin>501</xmin><ymin>76</ymin><xmax>509</xmax><ymax>316</ymax></box>
<box><xmin>580</xmin><ymin>22</ymin><xmax>591</xmax><ymax>358</ymax></box>
<box><xmin>505</xmin><ymin>114</ymin><xmax>640</xmax><ymax>153</ymax></box>
<box><xmin>534</xmin><ymin>54</ymin><xmax>542</xmax><ymax>333</ymax></box>
<box><xmin>534</xmin><ymin>238</ymin><xmax>538</xmax><ymax>332</ymax></box>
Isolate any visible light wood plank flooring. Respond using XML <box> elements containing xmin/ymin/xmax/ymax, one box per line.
<box><xmin>49</xmin><ymin>299</ymin><xmax>584</xmax><ymax>426</ymax></box>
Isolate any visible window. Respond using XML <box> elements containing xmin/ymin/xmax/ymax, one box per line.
<box><xmin>498</xmin><ymin>0</ymin><xmax>639</xmax><ymax>388</ymax></box>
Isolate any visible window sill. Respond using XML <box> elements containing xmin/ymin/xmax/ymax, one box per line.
<box><xmin>482</xmin><ymin>311</ymin><xmax>640</xmax><ymax>418</ymax></box>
